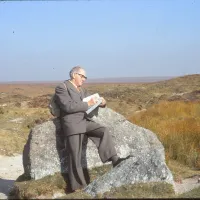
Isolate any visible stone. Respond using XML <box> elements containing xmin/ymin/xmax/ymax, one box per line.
<box><xmin>23</xmin><ymin>118</ymin><xmax>67</xmax><ymax>179</ymax></box>
<box><xmin>84</xmin><ymin>148</ymin><xmax>174</xmax><ymax>197</ymax></box>
<box><xmin>23</xmin><ymin>107</ymin><xmax>174</xmax><ymax>194</ymax></box>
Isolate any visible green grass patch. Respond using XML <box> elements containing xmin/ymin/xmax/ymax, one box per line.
<box><xmin>100</xmin><ymin>182</ymin><xmax>175</xmax><ymax>199</ymax></box>
<box><xmin>9</xmin><ymin>164</ymin><xmax>112</xmax><ymax>199</ymax></box>
<box><xmin>10</xmin><ymin>173</ymin><xmax>67</xmax><ymax>199</ymax></box>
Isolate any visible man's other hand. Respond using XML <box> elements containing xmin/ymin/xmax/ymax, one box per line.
<box><xmin>100</xmin><ymin>97</ymin><xmax>106</xmax><ymax>107</ymax></box>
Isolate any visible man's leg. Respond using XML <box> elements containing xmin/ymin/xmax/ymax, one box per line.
<box><xmin>85</xmin><ymin>120</ymin><xmax>118</xmax><ymax>163</ymax></box>
<box><xmin>66</xmin><ymin>134</ymin><xmax>87</xmax><ymax>191</ymax></box>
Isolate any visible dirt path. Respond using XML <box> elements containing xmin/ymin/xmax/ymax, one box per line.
<box><xmin>0</xmin><ymin>155</ymin><xmax>199</xmax><ymax>199</ymax></box>
<box><xmin>174</xmin><ymin>175</ymin><xmax>200</xmax><ymax>194</ymax></box>
<box><xmin>0</xmin><ymin>155</ymin><xmax>23</xmax><ymax>199</ymax></box>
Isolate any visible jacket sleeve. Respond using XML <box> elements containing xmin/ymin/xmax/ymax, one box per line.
<box><xmin>55</xmin><ymin>83</ymin><xmax>88</xmax><ymax>114</ymax></box>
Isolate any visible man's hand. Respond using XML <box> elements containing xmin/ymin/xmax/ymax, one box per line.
<box><xmin>99</xmin><ymin>97</ymin><xmax>106</xmax><ymax>107</ymax></box>
<box><xmin>87</xmin><ymin>97</ymin><xmax>97</xmax><ymax>107</ymax></box>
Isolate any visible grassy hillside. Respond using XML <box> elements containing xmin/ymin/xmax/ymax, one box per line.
<box><xmin>144</xmin><ymin>74</ymin><xmax>200</xmax><ymax>93</ymax></box>
<box><xmin>0</xmin><ymin>74</ymin><xmax>200</xmax><ymax>198</ymax></box>
<box><xmin>129</xmin><ymin>101</ymin><xmax>200</xmax><ymax>169</ymax></box>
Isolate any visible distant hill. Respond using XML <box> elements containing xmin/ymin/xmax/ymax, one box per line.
<box><xmin>86</xmin><ymin>76</ymin><xmax>174</xmax><ymax>83</ymax></box>
<box><xmin>144</xmin><ymin>74</ymin><xmax>200</xmax><ymax>93</ymax></box>
<box><xmin>0</xmin><ymin>76</ymin><xmax>174</xmax><ymax>84</ymax></box>
<box><xmin>1</xmin><ymin>74</ymin><xmax>200</xmax><ymax>85</ymax></box>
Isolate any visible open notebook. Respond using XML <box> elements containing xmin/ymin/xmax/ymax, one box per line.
<box><xmin>83</xmin><ymin>93</ymin><xmax>102</xmax><ymax>114</ymax></box>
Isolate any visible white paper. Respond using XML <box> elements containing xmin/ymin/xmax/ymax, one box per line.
<box><xmin>83</xmin><ymin>93</ymin><xmax>102</xmax><ymax>114</ymax></box>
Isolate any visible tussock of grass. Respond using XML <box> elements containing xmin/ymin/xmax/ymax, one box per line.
<box><xmin>10</xmin><ymin>173</ymin><xmax>67</xmax><ymax>199</ymax></box>
<box><xmin>10</xmin><ymin>165</ymin><xmax>112</xmax><ymax>199</ymax></box>
<box><xmin>129</xmin><ymin>101</ymin><xmax>200</xmax><ymax>169</ymax></box>
<box><xmin>100</xmin><ymin>182</ymin><xmax>175</xmax><ymax>199</ymax></box>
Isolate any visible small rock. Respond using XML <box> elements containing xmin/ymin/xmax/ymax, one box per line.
<box><xmin>9</xmin><ymin>117</ymin><xmax>24</xmax><ymax>123</ymax></box>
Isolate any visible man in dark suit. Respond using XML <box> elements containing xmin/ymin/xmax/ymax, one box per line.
<box><xmin>55</xmin><ymin>66</ymin><xmax>123</xmax><ymax>192</ymax></box>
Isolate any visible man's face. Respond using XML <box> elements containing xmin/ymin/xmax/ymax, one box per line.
<box><xmin>73</xmin><ymin>69</ymin><xmax>87</xmax><ymax>87</ymax></box>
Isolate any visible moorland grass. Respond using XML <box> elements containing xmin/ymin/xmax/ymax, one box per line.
<box><xmin>1</xmin><ymin>75</ymin><xmax>200</xmax><ymax>198</ymax></box>
<box><xmin>10</xmin><ymin>165</ymin><xmax>112</xmax><ymax>199</ymax></box>
<box><xmin>0</xmin><ymin>106</ymin><xmax>52</xmax><ymax>155</ymax></box>
<box><xmin>10</xmin><ymin>165</ymin><xmax>175</xmax><ymax>199</ymax></box>
<box><xmin>129</xmin><ymin>101</ymin><xmax>200</xmax><ymax>169</ymax></box>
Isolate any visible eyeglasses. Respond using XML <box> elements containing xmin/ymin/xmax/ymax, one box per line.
<box><xmin>76</xmin><ymin>73</ymin><xmax>87</xmax><ymax>80</ymax></box>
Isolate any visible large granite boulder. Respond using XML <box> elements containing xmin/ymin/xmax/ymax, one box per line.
<box><xmin>84</xmin><ymin>147</ymin><xmax>174</xmax><ymax>197</ymax></box>
<box><xmin>23</xmin><ymin>107</ymin><xmax>174</xmax><ymax>192</ymax></box>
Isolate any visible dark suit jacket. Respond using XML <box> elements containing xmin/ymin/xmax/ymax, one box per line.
<box><xmin>55</xmin><ymin>80</ymin><xmax>90</xmax><ymax>136</ymax></box>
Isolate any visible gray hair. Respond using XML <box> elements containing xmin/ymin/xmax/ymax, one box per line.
<box><xmin>69</xmin><ymin>66</ymin><xmax>84</xmax><ymax>79</ymax></box>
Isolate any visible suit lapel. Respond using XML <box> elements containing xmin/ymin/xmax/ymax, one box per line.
<box><xmin>66</xmin><ymin>80</ymin><xmax>80</xmax><ymax>94</ymax></box>
<box><xmin>65</xmin><ymin>80</ymin><xmax>84</xmax><ymax>102</ymax></box>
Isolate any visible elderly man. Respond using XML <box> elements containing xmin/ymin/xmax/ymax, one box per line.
<box><xmin>55</xmin><ymin>66</ymin><xmax>123</xmax><ymax>192</ymax></box>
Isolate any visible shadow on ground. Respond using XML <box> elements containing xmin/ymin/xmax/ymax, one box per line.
<box><xmin>0</xmin><ymin>178</ymin><xmax>15</xmax><ymax>196</ymax></box>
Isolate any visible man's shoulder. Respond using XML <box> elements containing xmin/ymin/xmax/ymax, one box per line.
<box><xmin>56</xmin><ymin>80</ymin><xmax>70</xmax><ymax>89</ymax></box>
<box><xmin>63</xmin><ymin>80</ymin><xmax>71</xmax><ymax>87</ymax></box>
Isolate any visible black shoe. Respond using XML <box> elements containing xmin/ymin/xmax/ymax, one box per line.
<box><xmin>112</xmin><ymin>155</ymin><xmax>132</xmax><ymax>167</ymax></box>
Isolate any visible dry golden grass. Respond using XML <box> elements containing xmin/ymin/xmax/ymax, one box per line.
<box><xmin>0</xmin><ymin>106</ymin><xmax>52</xmax><ymax>155</ymax></box>
<box><xmin>0</xmin><ymin>83</ymin><xmax>56</xmax><ymax>97</ymax></box>
<box><xmin>129</xmin><ymin>101</ymin><xmax>200</xmax><ymax>169</ymax></box>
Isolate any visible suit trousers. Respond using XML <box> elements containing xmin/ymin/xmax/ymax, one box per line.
<box><xmin>65</xmin><ymin>120</ymin><xmax>117</xmax><ymax>191</ymax></box>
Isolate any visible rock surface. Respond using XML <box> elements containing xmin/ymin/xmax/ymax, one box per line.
<box><xmin>23</xmin><ymin>107</ymin><xmax>174</xmax><ymax>192</ymax></box>
<box><xmin>84</xmin><ymin>150</ymin><xmax>174</xmax><ymax>197</ymax></box>
<box><xmin>23</xmin><ymin>119</ymin><xmax>66</xmax><ymax>180</ymax></box>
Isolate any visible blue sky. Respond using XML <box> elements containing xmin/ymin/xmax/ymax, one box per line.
<box><xmin>0</xmin><ymin>0</ymin><xmax>200</xmax><ymax>81</ymax></box>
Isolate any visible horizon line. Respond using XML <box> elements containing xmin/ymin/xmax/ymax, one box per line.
<box><xmin>0</xmin><ymin>76</ymin><xmax>177</xmax><ymax>84</ymax></box>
